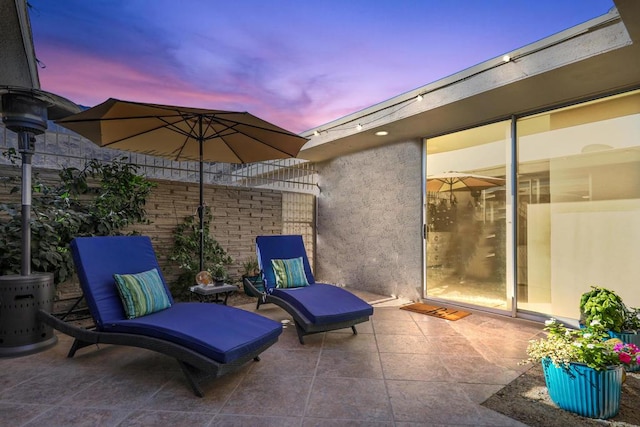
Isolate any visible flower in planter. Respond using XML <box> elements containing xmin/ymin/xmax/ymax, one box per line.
<box><xmin>612</xmin><ymin>341</ymin><xmax>640</xmax><ymax>366</ymax></box>
<box><xmin>524</xmin><ymin>318</ymin><xmax>639</xmax><ymax>371</ymax></box>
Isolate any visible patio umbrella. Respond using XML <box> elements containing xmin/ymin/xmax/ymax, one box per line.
<box><xmin>56</xmin><ymin>98</ymin><xmax>308</xmax><ymax>271</ymax></box>
<box><xmin>426</xmin><ymin>171</ymin><xmax>504</xmax><ymax>201</ymax></box>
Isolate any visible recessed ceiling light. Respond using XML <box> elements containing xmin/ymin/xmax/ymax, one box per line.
<box><xmin>375</xmin><ymin>130</ymin><xmax>389</xmax><ymax>136</ymax></box>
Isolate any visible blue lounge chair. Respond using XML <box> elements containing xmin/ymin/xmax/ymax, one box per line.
<box><xmin>37</xmin><ymin>235</ymin><xmax>282</xmax><ymax>397</ymax></box>
<box><xmin>250</xmin><ymin>235</ymin><xmax>373</xmax><ymax>344</ymax></box>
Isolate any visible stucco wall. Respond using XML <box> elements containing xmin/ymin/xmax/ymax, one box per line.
<box><xmin>315</xmin><ymin>139</ymin><xmax>423</xmax><ymax>301</ymax></box>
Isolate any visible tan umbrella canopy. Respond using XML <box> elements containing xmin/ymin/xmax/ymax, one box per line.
<box><xmin>426</xmin><ymin>171</ymin><xmax>505</xmax><ymax>201</ymax></box>
<box><xmin>56</xmin><ymin>98</ymin><xmax>308</xmax><ymax>270</ymax></box>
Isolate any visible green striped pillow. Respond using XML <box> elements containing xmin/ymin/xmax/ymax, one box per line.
<box><xmin>271</xmin><ymin>257</ymin><xmax>310</xmax><ymax>289</ymax></box>
<box><xmin>114</xmin><ymin>268</ymin><xmax>171</xmax><ymax>319</ymax></box>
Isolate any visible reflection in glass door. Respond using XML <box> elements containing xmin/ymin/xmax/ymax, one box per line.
<box><xmin>424</xmin><ymin>120</ymin><xmax>510</xmax><ymax>310</ymax></box>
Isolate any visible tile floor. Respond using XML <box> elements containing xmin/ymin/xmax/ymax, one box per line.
<box><xmin>0</xmin><ymin>292</ymin><xmax>544</xmax><ymax>426</ymax></box>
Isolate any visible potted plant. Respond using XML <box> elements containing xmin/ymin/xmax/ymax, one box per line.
<box><xmin>168</xmin><ymin>209</ymin><xmax>232</xmax><ymax>297</ymax></box>
<box><xmin>524</xmin><ymin>318</ymin><xmax>640</xmax><ymax>419</ymax></box>
<box><xmin>241</xmin><ymin>256</ymin><xmax>264</xmax><ymax>297</ymax></box>
<box><xmin>242</xmin><ymin>257</ymin><xmax>260</xmax><ymax>279</ymax></box>
<box><xmin>210</xmin><ymin>262</ymin><xmax>228</xmax><ymax>286</ymax></box>
<box><xmin>579</xmin><ymin>286</ymin><xmax>626</xmax><ymax>332</ymax></box>
<box><xmin>580</xmin><ymin>286</ymin><xmax>640</xmax><ymax>351</ymax></box>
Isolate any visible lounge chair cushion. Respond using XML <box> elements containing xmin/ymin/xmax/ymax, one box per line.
<box><xmin>271</xmin><ymin>283</ymin><xmax>373</xmax><ymax>325</ymax></box>
<box><xmin>114</xmin><ymin>268</ymin><xmax>172</xmax><ymax>319</ymax></box>
<box><xmin>271</xmin><ymin>257</ymin><xmax>310</xmax><ymax>288</ymax></box>
<box><xmin>102</xmin><ymin>302</ymin><xmax>282</xmax><ymax>364</ymax></box>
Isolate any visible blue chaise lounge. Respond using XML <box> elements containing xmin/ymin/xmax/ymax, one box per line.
<box><xmin>37</xmin><ymin>235</ymin><xmax>282</xmax><ymax>397</ymax></box>
<box><xmin>250</xmin><ymin>235</ymin><xmax>373</xmax><ymax>344</ymax></box>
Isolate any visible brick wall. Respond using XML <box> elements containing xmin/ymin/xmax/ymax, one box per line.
<box><xmin>135</xmin><ymin>178</ymin><xmax>283</xmax><ymax>282</ymax></box>
<box><xmin>0</xmin><ymin>163</ymin><xmax>283</xmax><ymax>294</ymax></box>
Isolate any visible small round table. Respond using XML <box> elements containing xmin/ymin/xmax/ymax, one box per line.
<box><xmin>189</xmin><ymin>283</ymin><xmax>237</xmax><ymax>305</ymax></box>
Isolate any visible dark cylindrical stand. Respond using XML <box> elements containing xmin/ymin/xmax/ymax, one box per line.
<box><xmin>0</xmin><ymin>273</ymin><xmax>57</xmax><ymax>357</ymax></box>
<box><xmin>1</xmin><ymin>93</ymin><xmax>60</xmax><ymax>357</ymax></box>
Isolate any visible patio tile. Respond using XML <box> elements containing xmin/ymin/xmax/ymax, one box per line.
<box><xmin>212</xmin><ymin>414</ymin><xmax>302</xmax><ymax>426</ymax></box>
<box><xmin>248</xmin><ymin>348</ymin><xmax>320</xmax><ymax>377</ymax></box>
<box><xmin>330</xmin><ymin>320</ymin><xmax>374</xmax><ymax>334</ymax></box>
<box><xmin>425</xmin><ymin>335</ymin><xmax>482</xmax><ymax>357</ymax></box>
<box><xmin>306</xmin><ymin>377</ymin><xmax>392</xmax><ymax>421</ymax></box>
<box><xmin>221</xmin><ymin>375</ymin><xmax>313</xmax><ymax>417</ymax></box>
<box><xmin>414</xmin><ymin>318</ymin><xmax>459</xmax><ymax>336</ymax></box>
<box><xmin>0</xmin><ymin>367</ymin><xmax>103</xmax><ymax>405</ymax></box>
<box><xmin>451</xmin><ymin>316</ymin><xmax>541</xmax><ymax>342</ymax></box>
<box><xmin>316</xmin><ymin>349</ymin><xmax>383</xmax><ymax>379</ymax></box>
<box><xmin>376</xmin><ymin>334</ymin><xmax>437</xmax><ymax>354</ymax></box>
<box><xmin>370</xmin><ymin>307</ymin><xmax>415</xmax><ymax>321</ymax></box>
<box><xmin>271</xmin><ymin>327</ymin><xmax>325</xmax><ymax>349</ymax></box>
<box><xmin>59</xmin><ymin>369</ymin><xmax>176</xmax><ymax>410</ymax></box>
<box><xmin>0</xmin><ymin>403</ymin><xmax>55</xmax><ymax>426</ymax></box>
<box><xmin>475</xmin><ymin>405</ymin><xmax>530</xmax><ymax>426</ymax></box>
<box><xmin>323</xmin><ymin>331</ymin><xmax>378</xmax><ymax>352</ymax></box>
<box><xmin>456</xmin><ymin>383</ymin><xmax>507</xmax><ymax>404</ymax></box>
<box><xmin>0</xmin><ymin>363</ymin><xmax>43</xmax><ymax>390</ymax></box>
<box><xmin>21</xmin><ymin>406</ymin><xmax>130</xmax><ymax>427</ymax></box>
<box><xmin>0</xmin><ymin>295</ymin><xmax>545</xmax><ymax>426</ymax></box>
<box><xmin>440</xmin><ymin>355</ymin><xmax>520</xmax><ymax>385</ymax></box>
<box><xmin>303</xmin><ymin>418</ymin><xmax>393</xmax><ymax>426</ymax></box>
<box><xmin>140</xmin><ymin>369</ymin><xmax>247</xmax><ymax>413</ymax></box>
<box><xmin>386</xmin><ymin>380</ymin><xmax>485</xmax><ymax>425</ymax></box>
<box><xmin>116</xmin><ymin>409</ymin><xmax>215</xmax><ymax>426</ymax></box>
<box><xmin>372</xmin><ymin>319</ymin><xmax>423</xmax><ymax>336</ymax></box>
<box><xmin>489</xmin><ymin>357</ymin><xmax>532</xmax><ymax>373</ymax></box>
<box><xmin>472</xmin><ymin>336</ymin><xmax>531</xmax><ymax>360</ymax></box>
<box><xmin>380</xmin><ymin>353</ymin><xmax>454</xmax><ymax>382</ymax></box>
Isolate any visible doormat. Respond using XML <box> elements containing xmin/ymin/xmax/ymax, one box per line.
<box><xmin>400</xmin><ymin>303</ymin><xmax>471</xmax><ymax>321</ymax></box>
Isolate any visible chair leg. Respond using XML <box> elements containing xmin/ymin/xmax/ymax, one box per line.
<box><xmin>351</xmin><ymin>325</ymin><xmax>358</xmax><ymax>335</ymax></box>
<box><xmin>177</xmin><ymin>360</ymin><xmax>205</xmax><ymax>398</ymax></box>
<box><xmin>67</xmin><ymin>338</ymin><xmax>93</xmax><ymax>358</ymax></box>
<box><xmin>295</xmin><ymin>322</ymin><xmax>305</xmax><ymax>344</ymax></box>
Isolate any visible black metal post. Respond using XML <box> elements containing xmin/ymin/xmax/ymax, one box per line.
<box><xmin>198</xmin><ymin>117</ymin><xmax>205</xmax><ymax>272</ymax></box>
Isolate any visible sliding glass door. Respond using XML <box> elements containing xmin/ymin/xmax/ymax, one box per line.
<box><xmin>424</xmin><ymin>120</ymin><xmax>511</xmax><ymax>311</ymax></box>
<box><xmin>516</xmin><ymin>90</ymin><xmax>640</xmax><ymax>318</ymax></box>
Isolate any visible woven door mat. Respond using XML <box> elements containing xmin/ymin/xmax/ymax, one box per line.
<box><xmin>400</xmin><ymin>302</ymin><xmax>471</xmax><ymax>321</ymax></box>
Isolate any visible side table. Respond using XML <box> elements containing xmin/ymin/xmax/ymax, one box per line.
<box><xmin>189</xmin><ymin>283</ymin><xmax>237</xmax><ymax>305</ymax></box>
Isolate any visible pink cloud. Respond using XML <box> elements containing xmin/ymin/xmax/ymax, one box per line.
<box><xmin>38</xmin><ymin>43</ymin><xmax>318</xmax><ymax>132</ymax></box>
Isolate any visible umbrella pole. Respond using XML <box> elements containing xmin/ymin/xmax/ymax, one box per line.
<box><xmin>199</xmin><ymin>157</ymin><xmax>204</xmax><ymax>272</ymax></box>
<box><xmin>198</xmin><ymin>118</ymin><xmax>205</xmax><ymax>272</ymax></box>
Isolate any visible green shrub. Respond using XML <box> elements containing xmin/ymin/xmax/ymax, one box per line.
<box><xmin>0</xmin><ymin>152</ymin><xmax>155</xmax><ymax>284</ymax></box>
<box><xmin>168</xmin><ymin>207</ymin><xmax>233</xmax><ymax>300</ymax></box>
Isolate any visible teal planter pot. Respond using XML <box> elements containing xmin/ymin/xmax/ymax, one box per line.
<box><xmin>542</xmin><ymin>358</ymin><xmax>623</xmax><ymax>419</ymax></box>
<box><xmin>608</xmin><ymin>331</ymin><xmax>640</xmax><ymax>372</ymax></box>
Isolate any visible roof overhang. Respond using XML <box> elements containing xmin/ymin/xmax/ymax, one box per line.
<box><xmin>300</xmin><ymin>0</ymin><xmax>640</xmax><ymax>162</ymax></box>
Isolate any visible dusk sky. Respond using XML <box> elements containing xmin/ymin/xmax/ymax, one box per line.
<box><xmin>29</xmin><ymin>0</ymin><xmax>614</xmax><ymax>133</ymax></box>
